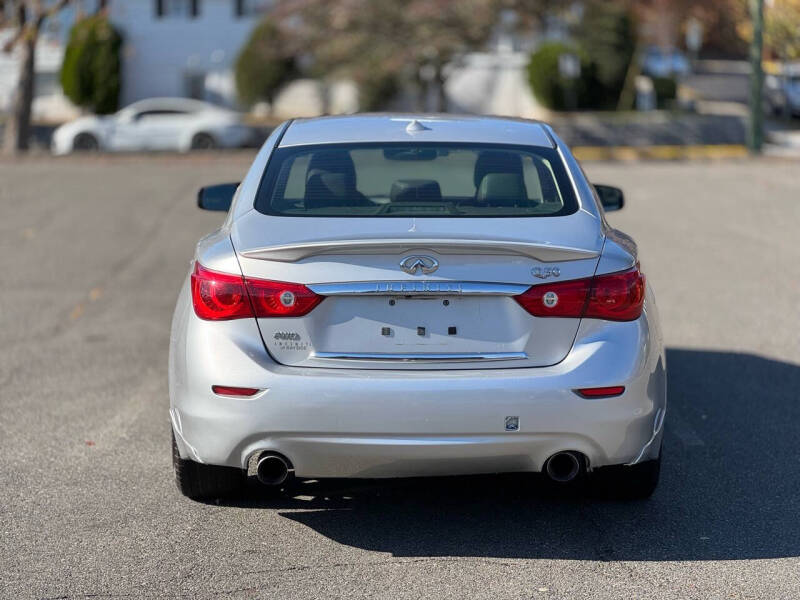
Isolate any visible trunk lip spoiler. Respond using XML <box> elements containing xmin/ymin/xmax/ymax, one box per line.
<box><xmin>239</xmin><ymin>238</ymin><xmax>599</xmax><ymax>263</ymax></box>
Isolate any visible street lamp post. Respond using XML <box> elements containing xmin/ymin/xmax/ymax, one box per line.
<box><xmin>748</xmin><ymin>0</ymin><xmax>764</xmax><ymax>153</ymax></box>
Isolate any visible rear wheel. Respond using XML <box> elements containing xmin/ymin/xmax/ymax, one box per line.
<box><xmin>172</xmin><ymin>430</ymin><xmax>244</xmax><ymax>500</ymax></box>
<box><xmin>591</xmin><ymin>454</ymin><xmax>661</xmax><ymax>500</ymax></box>
<box><xmin>190</xmin><ymin>132</ymin><xmax>216</xmax><ymax>151</ymax></box>
<box><xmin>73</xmin><ymin>132</ymin><xmax>99</xmax><ymax>152</ymax></box>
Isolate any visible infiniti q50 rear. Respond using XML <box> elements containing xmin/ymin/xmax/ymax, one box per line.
<box><xmin>169</xmin><ymin>114</ymin><xmax>666</xmax><ymax>500</ymax></box>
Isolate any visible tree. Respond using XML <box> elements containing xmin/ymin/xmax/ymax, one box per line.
<box><xmin>575</xmin><ymin>1</ymin><xmax>636</xmax><ymax>109</ymax></box>
<box><xmin>273</xmin><ymin>0</ymin><xmax>550</xmax><ymax>112</ymax></box>
<box><xmin>234</xmin><ymin>17</ymin><xmax>294</xmax><ymax>108</ymax></box>
<box><xmin>60</xmin><ymin>14</ymin><xmax>122</xmax><ymax>114</ymax></box>
<box><xmin>2</xmin><ymin>0</ymin><xmax>72</xmax><ymax>155</ymax></box>
<box><xmin>764</xmin><ymin>0</ymin><xmax>800</xmax><ymax>60</ymax></box>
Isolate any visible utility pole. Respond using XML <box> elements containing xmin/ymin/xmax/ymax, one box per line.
<box><xmin>748</xmin><ymin>0</ymin><xmax>764</xmax><ymax>153</ymax></box>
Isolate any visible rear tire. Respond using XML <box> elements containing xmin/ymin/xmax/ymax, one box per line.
<box><xmin>190</xmin><ymin>132</ymin><xmax>216</xmax><ymax>151</ymax></box>
<box><xmin>172</xmin><ymin>430</ymin><xmax>244</xmax><ymax>500</ymax></box>
<box><xmin>591</xmin><ymin>454</ymin><xmax>661</xmax><ymax>500</ymax></box>
<box><xmin>73</xmin><ymin>132</ymin><xmax>99</xmax><ymax>152</ymax></box>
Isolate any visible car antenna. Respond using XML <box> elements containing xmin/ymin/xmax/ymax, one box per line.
<box><xmin>406</xmin><ymin>119</ymin><xmax>431</xmax><ymax>133</ymax></box>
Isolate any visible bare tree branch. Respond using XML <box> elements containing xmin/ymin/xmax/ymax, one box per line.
<box><xmin>2</xmin><ymin>0</ymin><xmax>71</xmax><ymax>53</ymax></box>
<box><xmin>2</xmin><ymin>0</ymin><xmax>26</xmax><ymax>53</ymax></box>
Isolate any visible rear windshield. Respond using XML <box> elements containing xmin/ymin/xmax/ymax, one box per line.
<box><xmin>254</xmin><ymin>143</ymin><xmax>578</xmax><ymax>217</ymax></box>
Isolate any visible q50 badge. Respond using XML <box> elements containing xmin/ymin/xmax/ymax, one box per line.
<box><xmin>532</xmin><ymin>266</ymin><xmax>561</xmax><ymax>280</ymax></box>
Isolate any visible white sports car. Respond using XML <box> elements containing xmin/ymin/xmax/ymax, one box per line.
<box><xmin>169</xmin><ymin>114</ymin><xmax>666</xmax><ymax>501</ymax></box>
<box><xmin>51</xmin><ymin>97</ymin><xmax>252</xmax><ymax>155</ymax></box>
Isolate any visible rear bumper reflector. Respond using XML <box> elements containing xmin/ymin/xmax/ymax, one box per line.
<box><xmin>212</xmin><ymin>385</ymin><xmax>260</xmax><ymax>397</ymax></box>
<box><xmin>574</xmin><ymin>386</ymin><xmax>625</xmax><ymax>398</ymax></box>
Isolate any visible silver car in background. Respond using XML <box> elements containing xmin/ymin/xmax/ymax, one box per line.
<box><xmin>51</xmin><ymin>97</ymin><xmax>252</xmax><ymax>154</ymax></box>
<box><xmin>170</xmin><ymin>114</ymin><xmax>666</xmax><ymax>501</ymax></box>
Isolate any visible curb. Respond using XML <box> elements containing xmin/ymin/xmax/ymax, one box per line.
<box><xmin>572</xmin><ymin>144</ymin><xmax>748</xmax><ymax>161</ymax></box>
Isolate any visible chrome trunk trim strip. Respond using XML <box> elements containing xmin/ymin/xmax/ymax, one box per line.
<box><xmin>310</xmin><ymin>351</ymin><xmax>528</xmax><ymax>362</ymax></box>
<box><xmin>308</xmin><ymin>281</ymin><xmax>529</xmax><ymax>296</ymax></box>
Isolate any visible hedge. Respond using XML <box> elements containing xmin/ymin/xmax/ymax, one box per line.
<box><xmin>61</xmin><ymin>16</ymin><xmax>122</xmax><ymax>114</ymax></box>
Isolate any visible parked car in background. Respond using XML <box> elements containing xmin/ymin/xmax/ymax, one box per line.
<box><xmin>51</xmin><ymin>98</ymin><xmax>252</xmax><ymax>155</ymax></box>
<box><xmin>640</xmin><ymin>46</ymin><xmax>690</xmax><ymax>79</ymax></box>
<box><xmin>170</xmin><ymin>114</ymin><xmax>666</xmax><ymax>502</ymax></box>
<box><xmin>765</xmin><ymin>63</ymin><xmax>800</xmax><ymax>117</ymax></box>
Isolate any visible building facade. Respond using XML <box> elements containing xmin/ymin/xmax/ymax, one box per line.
<box><xmin>109</xmin><ymin>0</ymin><xmax>270</xmax><ymax>107</ymax></box>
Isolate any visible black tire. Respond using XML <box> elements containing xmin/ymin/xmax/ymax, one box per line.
<box><xmin>590</xmin><ymin>454</ymin><xmax>661</xmax><ymax>500</ymax></box>
<box><xmin>73</xmin><ymin>132</ymin><xmax>99</xmax><ymax>152</ymax></box>
<box><xmin>172</xmin><ymin>430</ymin><xmax>244</xmax><ymax>500</ymax></box>
<box><xmin>190</xmin><ymin>132</ymin><xmax>216</xmax><ymax>151</ymax></box>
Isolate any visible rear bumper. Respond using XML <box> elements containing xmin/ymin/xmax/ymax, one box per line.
<box><xmin>169</xmin><ymin>285</ymin><xmax>666</xmax><ymax>478</ymax></box>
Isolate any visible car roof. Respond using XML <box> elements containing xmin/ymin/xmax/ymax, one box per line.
<box><xmin>278</xmin><ymin>114</ymin><xmax>555</xmax><ymax>148</ymax></box>
<box><xmin>124</xmin><ymin>97</ymin><xmax>216</xmax><ymax>112</ymax></box>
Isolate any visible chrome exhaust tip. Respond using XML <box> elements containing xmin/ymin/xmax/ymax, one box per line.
<box><xmin>544</xmin><ymin>451</ymin><xmax>583</xmax><ymax>483</ymax></box>
<box><xmin>256</xmin><ymin>453</ymin><xmax>290</xmax><ymax>486</ymax></box>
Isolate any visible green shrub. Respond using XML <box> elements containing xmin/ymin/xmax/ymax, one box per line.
<box><xmin>528</xmin><ymin>3</ymin><xmax>636</xmax><ymax>111</ymax></box>
<box><xmin>61</xmin><ymin>16</ymin><xmax>122</xmax><ymax>114</ymax></box>
<box><xmin>527</xmin><ymin>42</ymin><xmax>594</xmax><ymax>111</ymax></box>
<box><xmin>652</xmin><ymin>77</ymin><xmax>677</xmax><ymax>108</ymax></box>
<box><xmin>575</xmin><ymin>1</ymin><xmax>636</xmax><ymax>109</ymax></box>
<box><xmin>235</xmin><ymin>18</ymin><xmax>294</xmax><ymax>107</ymax></box>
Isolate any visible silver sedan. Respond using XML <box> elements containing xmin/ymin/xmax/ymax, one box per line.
<box><xmin>169</xmin><ymin>114</ymin><xmax>666</xmax><ymax>500</ymax></box>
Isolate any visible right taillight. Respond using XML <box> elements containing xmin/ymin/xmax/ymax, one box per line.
<box><xmin>514</xmin><ymin>266</ymin><xmax>645</xmax><ymax>322</ymax></box>
<box><xmin>584</xmin><ymin>267</ymin><xmax>645</xmax><ymax>321</ymax></box>
<box><xmin>191</xmin><ymin>263</ymin><xmax>323</xmax><ymax>321</ymax></box>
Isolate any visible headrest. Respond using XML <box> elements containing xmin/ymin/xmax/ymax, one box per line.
<box><xmin>307</xmin><ymin>150</ymin><xmax>357</xmax><ymax>185</ymax></box>
<box><xmin>304</xmin><ymin>171</ymin><xmax>350</xmax><ymax>209</ymax></box>
<box><xmin>476</xmin><ymin>173</ymin><xmax>526</xmax><ymax>206</ymax></box>
<box><xmin>390</xmin><ymin>179</ymin><xmax>442</xmax><ymax>203</ymax></box>
<box><xmin>473</xmin><ymin>150</ymin><xmax>524</xmax><ymax>188</ymax></box>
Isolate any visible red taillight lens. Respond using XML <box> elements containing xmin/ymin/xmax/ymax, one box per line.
<box><xmin>513</xmin><ymin>277</ymin><xmax>592</xmax><ymax>318</ymax></box>
<box><xmin>246</xmin><ymin>278</ymin><xmax>323</xmax><ymax>317</ymax></box>
<box><xmin>191</xmin><ymin>263</ymin><xmax>251</xmax><ymax>320</ymax></box>
<box><xmin>575</xmin><ymin>386</ymin><xmax>625</xmax><ymax>398</ymax></box>
<box><xmin>584</xmin><ymin>267</ymin><xmax>645</xmax><ymax>321</ymax></box>
<box><xmin>191</xmin><ymin>263</ymin><xmax>323</xmax><ymax>320</ymax></box>
<box><xmin>514</xmin><ymin>266</ymin><xmax>645</xmax><ymax>322</ymax></box>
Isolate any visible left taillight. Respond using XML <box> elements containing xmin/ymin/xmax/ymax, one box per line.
<box><xmin>191</xmin><ymin>263</ymin><xmax>323</xmax><ymax>320</ymax></box>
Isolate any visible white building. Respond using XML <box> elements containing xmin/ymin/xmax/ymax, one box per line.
<box><xmin>109</xmin><ymin>0</ymin><xmax>271</xmax><ymax>107</ymax></box>
<box><xmin>1</xmin><ymin>0</ymin><xmax>353</xmax><ymax>122</ymax></box>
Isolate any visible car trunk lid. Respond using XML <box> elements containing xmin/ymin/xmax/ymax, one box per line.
<box><xmin>232</xmin><ymin>212</ymin><xmax>602</xmax><ymax>370</ymax></box>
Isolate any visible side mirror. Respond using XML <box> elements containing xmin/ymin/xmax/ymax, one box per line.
<box><xmin>197</xmin><ymin>182</ymin><xmax>239</xmax><ymax>211</ymax></box>
<box><xmin>594</xmin><ymin>184</ymin><xmax>625</xmax><ymax>212</ymax></box>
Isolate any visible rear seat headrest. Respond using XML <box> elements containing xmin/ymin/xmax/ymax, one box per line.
<box><xmin>390</xmin><ymin>179</ymin><xmax>442</xmax><ymax>203</ymax></box>
<box><xmin>476</xmin><ymin>173</ymin><xmax>526</xmax><ymax>205</ymax></box>
<box><xmin>473</xmin><ymin>150</ymin><xmax>524</xmax><ymax>188</ymax></box>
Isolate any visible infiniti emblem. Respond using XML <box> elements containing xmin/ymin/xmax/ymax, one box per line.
<box><xmin>399</xmin><ymin>255</ymin><xmax>439</xmax><ymax>275</ymax></box>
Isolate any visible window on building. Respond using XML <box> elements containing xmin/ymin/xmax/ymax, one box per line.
<box><xmin>155</xmin><ymin>0</ymin><xmax>200</xmax><ymax>18</ymax></box>
<box><xmin>234</xmin><ymin>0</ymin><xmax>270</xmax><ymax>17</ymax></box>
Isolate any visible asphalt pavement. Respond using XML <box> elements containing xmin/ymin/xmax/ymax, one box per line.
<box><xmin>1</xmin><ymin>153</ymin><xmax>799</xmax><ymax>599</ymax></box>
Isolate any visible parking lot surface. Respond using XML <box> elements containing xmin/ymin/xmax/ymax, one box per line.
<box><xmin>1</xmin><ymin>154</ymin><xmax>799</xmax><ymax>599</ymax></box>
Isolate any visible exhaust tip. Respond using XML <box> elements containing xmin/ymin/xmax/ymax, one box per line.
<box><xmin>256</xmin><ymin>452</ymin><xmax>290</xmax><ymax>486</ymax></box>
<box><xmin>545</xmin><ymin>451</ymin><xmax>583</xmax><ymax>483</ymax></box>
